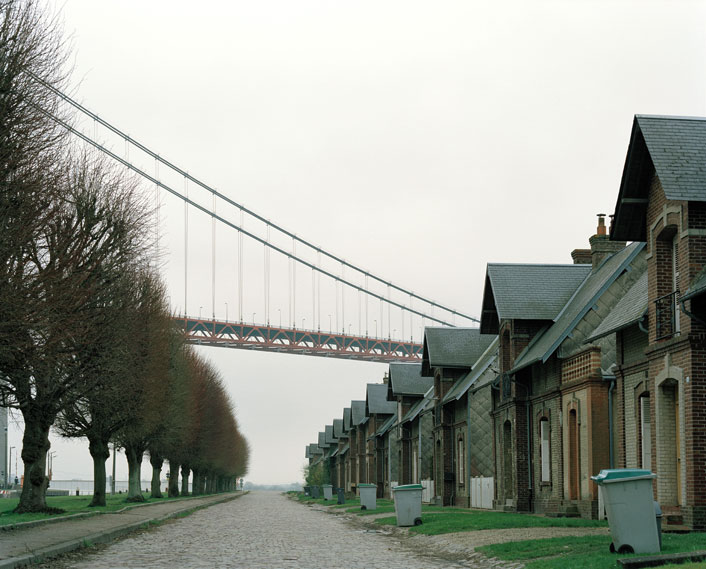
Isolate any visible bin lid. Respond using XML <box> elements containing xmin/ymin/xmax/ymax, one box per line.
<box><xmin>358</xmin><ymin>483</ymin><xmax>377</xmax><ymax>488</ymax></box>
<box><xmin>322</xmin><ymin>484</ymin><xmax>333</xmax><ymax>488</ymax></box>
<box><xmin>590</xmin><ymin>469</ymin><xmax>656</xmax><ymax>484</ymax></box>
<box><xmin>392</xmin><ymin>484</ymin><xmax>423</xmax><ymax>491</ymax></box>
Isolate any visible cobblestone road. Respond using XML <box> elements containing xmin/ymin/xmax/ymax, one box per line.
<box><xmin>48</xmin><ymin>491</ymin><xmax>517</xmax><ymax>569</ymax></box>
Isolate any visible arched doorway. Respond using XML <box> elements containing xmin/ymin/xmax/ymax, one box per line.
<box><xmin>568</xmin><ymin>409</ymin><xmax>579</xmax><ymax>501</ymax></box>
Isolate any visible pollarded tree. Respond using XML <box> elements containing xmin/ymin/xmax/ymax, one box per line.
<box><xmin>2</xmin><ymin>150</ymin><xmax>152</xmax><ymax>512</ymax></box>
<box><xmin>114</xmin><ymin>271</ymin><xmax>172</xmax><ymax>501</ymax></box>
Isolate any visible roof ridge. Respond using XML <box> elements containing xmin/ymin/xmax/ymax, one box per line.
<box><xmin>636</xmin><ymin>114</ymin><xmax>706</xmax><ymax>122</ymax></box>
<box><xmin>487</xmin><ymin>262</ymin><xmax>590</xmax><ymax>268</ymax></box>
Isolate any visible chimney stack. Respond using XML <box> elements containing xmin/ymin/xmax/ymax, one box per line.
<box><xmin>590</xmin><ymin>213</ymin><xmax>625</xmax><ymax>269</ymax></box>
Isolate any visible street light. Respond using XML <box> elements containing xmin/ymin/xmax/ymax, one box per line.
<box><xmin>224</xmin><ymin>302</ymin><xmax>228</xmax><ymax>322</ymax></box>
<box><xmin>301</xmin><ymin>317</ymin><xmax>306</xmax><ymax>329</ymax></box>
<box><xmin>373</xmin><ymin>319</ymin><xmax>377</xmax><ymax>338</ymax></box>
<box><xmin>199</xmin><ymin>306</ymin><xmax>203</xmax><ymax>319</ymax></box>
<box><xmin>252</xmin><ymin>312</ymin><xmax>257</xmax><ymax>325</ymax></box>
<box><xmin>278</xmin><ymin>308</ymin><xmax>282</xmax><ymax>327</ymax></box>
<box><xmin>8</xmin><ymin>446</ymin><xmax>15</xmax><ymax>487</ymax></box>
<box><xmin>328</xmin><ymin>314</ymin><xmax>332</xmax><ymax>332</ymax></box>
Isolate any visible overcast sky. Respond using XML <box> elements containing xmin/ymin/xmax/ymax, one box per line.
<box><xmin>7</xmin><ymin>0</ymin><xmax>706</xmax><ymax>486</ymax></box>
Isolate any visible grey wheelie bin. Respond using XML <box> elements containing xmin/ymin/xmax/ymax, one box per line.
<box><xmin>322</xmin><ymin>484</ymin><xmax>333</xmax><ymax>500</ymax></box>
<box><xmin>358</xmin><ymin>483</ymin><xmax>377</xmax><ymax>510</ymax></box>
<box><xmin>311</xmin><ymin>485</ymin><xmax>320</xmax><ymax>499</ymax></box>
<box><xmin>591</xmin><ymin>469</ymin><xmax>660</xmax><ymax>554</ymax></box>
<box><xmin>392</xmin><ymin>484</ymin><xmax>423</xmax><ymax>527</ymax></box>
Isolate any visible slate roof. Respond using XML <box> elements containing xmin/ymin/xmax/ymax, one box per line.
<box><xmin>401</xmin><ymin>386</ymin><xmax>434</xmax><ymax>424</ymax></box>
<box><xmin>443</xmin><ymin>337</ymin><xmax>499</xmax><ymax>403</ymax></box>
<box><xmin>343</xmin><ymin>407</ymin><xmax>352</xmax><ymax>431</ymax></box>
<box><xmin>366</xmin><ymin>383</ymin><xmax>396</xmax><ymax>415</ymax></box>
<box><xmin>340</xmin><ymin>443</ymin><xmax>350</xmax><ymax>455</ymax></box>
<box><xmin>350</xmin><ymin>400</ymin><xmax>367</xmax><ymax>426</ymax></box>
<box><xmin>481</xmin><ymin>263</ymin><xmax>591</xmax><ymax>334</ymax></box>
<box><xmin>309</xmin><ymin>443</ymin><xmax>323</xmax><ymax>456</ymax></box>
<box><xmin>388</xmin><ymin>363</ymin><xmax>432</xmax><ymax>398</ymax></box>
<box><xmin>422</xmin><ymin>327</ymin><xmax>496</xmax><ymax>375</ymax></box>
<box><xmin>333</xmin><ymin>418</ymin><xmax>347</xmax><ymax>439</ymax></box>
<box><xmin>324</xmin><ymin>424</ymin><xmax>337</xmax><ymax>445</ymax></box>
<box><xmin>681</xmin><ymin>267</ymin><xmax>706</xmax><ymax>302</ymax></box>
<box><xmin>511</xmin><ymin>243</ymin><xmax>645</xmax><ymax>373</ymax></box>
<box><xmin>588</xmin><ymin>271</ymin><xmax>648</xmax><ymax>341</ymax></box>
<box><xmin>612</xmin><ymin>115</ymin><xmax>706</xmax><ymax>241</ymax></box>
<box><xmin>318</xmin><ymin>432</ymin><xmax>329</xmax><ymax>448</ymax></box>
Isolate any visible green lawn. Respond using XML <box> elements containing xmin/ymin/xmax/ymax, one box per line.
<box><xmin>375</xmin><ymin>510</ymin><xmax>607</xmax><ymax>534</ymax></box>
<box><xmin>476</xmin><ymin>533</ymin><xmax>706</xmax><ymax>569</ymax></box>
<box><xmin>0</xmin><ymin>492</ymin><xmax>196</xmax><ymax>527</ymax></box>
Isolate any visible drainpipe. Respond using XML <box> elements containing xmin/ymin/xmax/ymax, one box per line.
<box><xmin>605</xmin><ymin>371</ymin><xmax>616</xmax><ymax>469</ymax></box>
<box><xmin>680</xmin><ymin>298</ymin><xmax>706</xmax><ymax>328</ymax></box>
<box><xmin>638</xmin><ymin>314</ymin><xmax>649</xmax><ymax>334</ymax></box>
<box><xmin>467</xmin><ymin>392</ymin><xmax>472</xmax><ymax>506</ymax></box>
<box><xmin>417</xmin><ymin>420</ymin><xmax>422</xmax><ymax>484</ymax></box>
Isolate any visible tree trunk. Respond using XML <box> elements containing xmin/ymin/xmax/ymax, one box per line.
<box><xmin>88</xmin><ymin>436</ymin><xmax>110</xmax><ymax>507</ymax></box>
<box><xmin>150</xmin><ymin>453</ymin><xmax>163</xmax><ymax>499</ymax></box>
<box><xmin>180</xmin><ymin>464</ymin><xmax>190</xmax><ymax>496</ymax></box>
<box><xmin>125</xmin><ymin>443</ymin><xmax>145</xmax><ymax>501</ymax></box>
<box><xmin>192</xmin><ymin>469</ymin><xmax>201</xmax><ymax>496</ymax></box>
<box><xmin>15</xmin><ymin>410</ymin><xmax>53</xmax><ymax>513</ymax></box>
<box><xmin>167</xmin><ymin>461</ymin><xmax>180</xmax><ymax>497</ymax></box>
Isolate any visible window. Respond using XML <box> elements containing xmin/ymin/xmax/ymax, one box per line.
<box><xmin>457</xmin><ymin>437</ymin><xmax>465</xmax><ymax>484</ymax></box>
<box><xmin>540</xmin><ymin>418</ymin><xmax>550</xmax><ymax>483</ymax></box>
<box><xmin>639</xmin><ymin>394</ymin><xmax>651</xmax><ymax>471</ymax></box>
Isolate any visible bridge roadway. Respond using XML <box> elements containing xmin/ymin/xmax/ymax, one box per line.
<box><xmin>24</xmin><ymin>491</ymin><xmax>523</xmax><ymax>569</ymax></box>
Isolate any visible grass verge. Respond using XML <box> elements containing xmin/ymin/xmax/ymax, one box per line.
<box><xmin>374</xmin><ymin>510</ymin><xmax>607</xmax><ymax>534</ymax></box>
<box><xmin>0</xmin><ymin>491</ymin><xmax>219</xmax><ymax>527</ymax></box>
<box><xmin>475</xmin><ymin>533</ymin><xmax>705</xmax><ymax>569</ymax></box>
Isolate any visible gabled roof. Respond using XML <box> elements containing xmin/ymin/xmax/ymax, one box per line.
<box><xmin>351</xmin><ymin>400</ymin><xmax>367</xmax><ymax>426</ymax></box>
<box><xmin>421</xmin><ymin>328</ymin><xmax>496</xmax><ymax>374</ymax></box>
<box><xmin>612</xmin><ymin>115</ymin><xmax>706</xmax><ymax>241</ymax></box>
<box><xmin>324</xmin><ymin>424</ymin><xmax>337</xmax><ymax>445</ymax></box>
<box><xmin>480</xmin><ymin>263</ymin><xmax>591</xmax><ymax>334</ymax></box>
<box><xmin>401</xmin><ymin>386</ymin><xmax>434</xmax><ymax>424</ymax></box>
<box><xmin>588</xmin><ymin>271</ymin><xmax>648</xmax><ymax>341</ymax></box>
<box><xmin>442</xmin><ymin>337</ymin><xmax>499</xmax><ymax>403</ymax></box>
<box><xmin>388</xmin><ymin>363</ymin><xmax>432</xmax><ymax>398</ymax></box>
<box><xmin>318</xmin><ymin>432</ymin><xmax>329</xmax><ymax>448</ymax></box>
<box><xmin>343</xmin><ymin>407</ymin><xmax>352</xmax><ymax>431</ymax></box>
<box><xmin>375</xmin><ymin>414</ymin><xmax>397</xmax><ymax>437</ymax></box>
<box><xmin>511</xmin><ymin>242</ymin><xmax>645</xmax><ymax>373</ymax></box>
<box><xmin>366</xmin><ymin>383</ymin><xmax>396</xmax><ymax>415</ymax></box>
<box><xmin>333</xmin><ymin>418</ymin><xmax>347</xmax><ymax>439</ymax></box>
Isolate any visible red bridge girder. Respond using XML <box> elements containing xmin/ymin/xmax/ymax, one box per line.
<box><xmin>176</xmin><ymin>317</ymin><xmax>422</xmax><ymax>362</ymax></box>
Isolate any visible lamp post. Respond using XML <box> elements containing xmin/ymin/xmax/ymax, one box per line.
<box><xmin>278</xmin><ymin>308</ymin><xmax>282</xmax><ymax>327</ymax></box>
<box><xmin>373</xmin><ymin>319</ymin><xmax>377</xmax><ymax>338</ymax></box>
<box><xmin>328</xmin><ymin>314</ymin><xmax>332</xmax><ymax>332</ymax></box>
<box><xmin>301</xmin><ymin>317</ymin><xmax>306</xmax><ymax>329</ymax></box>
<box><xmin>8</xmin><ymin>446</ymin><xmax>15</xmax><ymax>487</ymax></box>
<box><xmin>199</xmin><ymin>306</ymin><xmax>203</xmax><ymax>319</ymax></box>
<box><xmin>252</xmin><ymin>312</ymin><xmax>257</xmax><ymax>325</ymax></box>
<box><xmin>224</xmin><ymin>302</ymin><xmax>228</xmax><ymax>322</ymax></box>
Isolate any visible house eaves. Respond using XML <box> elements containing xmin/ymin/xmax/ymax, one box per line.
<box><xmin>442</xmin><ymin>337</ymin><xmax>499</xmax><ymax>403</ymax></box>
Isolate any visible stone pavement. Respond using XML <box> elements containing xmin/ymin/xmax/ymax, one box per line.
<box><xmin>0</xmin><ymin>492</ymin><xmax>241</xmax><ymax>569</ymax></box>
<box><xmin>24</xmin><ymin>491</ymin><xmax>523</xmax><ymax>569</ymax></box>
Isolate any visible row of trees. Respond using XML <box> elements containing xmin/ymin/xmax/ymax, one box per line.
<box><xmin>0</xmin><ymin>0</ymin><xmax>248</xmax><ymax>512</ymax></box>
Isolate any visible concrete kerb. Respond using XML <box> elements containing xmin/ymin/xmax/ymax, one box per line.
<box><xmin>0</xmin><ymin>492</ymin><xmax>246</xmax><ymax>569</ymax></box>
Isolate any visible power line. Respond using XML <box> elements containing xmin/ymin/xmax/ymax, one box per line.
<box><xmin>30</xmin><ymin>72</ymin><xmax>479</xmax><ymax>324</ymax></box>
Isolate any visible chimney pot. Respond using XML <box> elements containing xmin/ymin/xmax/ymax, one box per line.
<box><xmin>597</xmin><ymin>213</ymin><xmax>607</xmax><ymax>236</ymax></box>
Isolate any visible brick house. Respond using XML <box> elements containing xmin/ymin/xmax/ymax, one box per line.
<box><xmin>481</xmin><ymin>229</ymin><xmax>646</xmax><ymax>517</ymax></box>
<box><xmin>365</xmin><ymin>383</ymin><xmax>396</xmax><ymax>497</ymax></box>
<box><xmin>373</xmin><ymin>412</ymin><xmax>397</xmax><ymax>498</ymax></box>
<box><xmin>345</xmin><ymin>399</ymin><xmax>366</xmax><ymax>492</ymax></box>
<box><xmin>422</xmin><ymin>327</ymin><xmax>496</xmax><ymax>506</ymax></box>
<box><xmin>324</xmin><ymin>424</ymin><xmax>338</xmax><ymax>485</ymax></box>
<box><xmin>440</xmin><ymin>337</ymin><xmax>499</xmax><ymax>508</ymax></box>
<box><xmin>387</xmin><ymin>363</ymin><xmax>433</xmax><ymax>488</ymax></box>
<box><xmin>609</xmin><ymin>114</ymin><xmax>706</xmax><ymax>530</ymax></box>
<box><xmin>397</xmin><ymin>384</ymin><xmax>435</xmax><ymax>501</ymax></box>
<box><xmin>333</xmin><ymin>417</ymin><xmax>348</xmax><ymax>490</ymax></box>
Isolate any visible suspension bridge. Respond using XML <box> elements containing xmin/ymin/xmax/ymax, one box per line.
<box><xmin>33</xmin><ymin>74</ymin><xmax>479</xmax><ymax>361</ymax></box>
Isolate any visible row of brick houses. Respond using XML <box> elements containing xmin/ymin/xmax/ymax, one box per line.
<box><xmin>306</xmin><ymin>114</ymin><xmax>706</xmax><ymax>531</ymax></box>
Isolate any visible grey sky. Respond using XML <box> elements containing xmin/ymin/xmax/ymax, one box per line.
<box><xmin>8</xmin><ymin>0</ymin><xmax>706</xmax><ymax>485</ymax></box>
